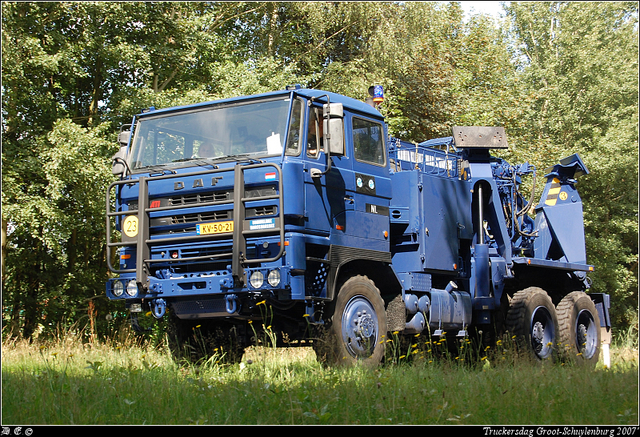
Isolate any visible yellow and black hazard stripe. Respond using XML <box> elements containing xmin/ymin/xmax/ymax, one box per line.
<box><xmin>545</xmin><ymin>178</ymin><xmax>562</xmax><ymax>206</ymax></box>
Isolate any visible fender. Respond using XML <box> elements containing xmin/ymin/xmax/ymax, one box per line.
<box><xmin>326</xmin><ymin>245</ymin><xmax>399</xmax><ymax>301</ymax></box>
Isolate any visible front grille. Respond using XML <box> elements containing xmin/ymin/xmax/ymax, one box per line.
<box><xmin>248</xmin><ymin>206</ymin><xmax>276</xmax><ymax>217</ymax></box>
<box><xmin>125</xmin><ymin>183</ymin><xmax>277</xmax><ymax>236</ymax></box>
<box><xmin>128</xmin><ymin>186</ymin><xmax>274</xmax><ymax>211</ymax></box>
<box><xmin>171</xmin><ymin>210</ymin><xmax>232</xmax><ymax>225</ymax></box>
<box><xmin>107</xmin><ymin>163</ymin><xmax>285</xmax><ymax>282</ymax></box>
<box><xmin>181</xmin><ymin>246</ymin><xmax>234</xmax><ymax>259</ymax></box>
<box><xmin>169</xmin><ymin>191</ymin><xmax>231</xmax><ymax>206</ymax></box>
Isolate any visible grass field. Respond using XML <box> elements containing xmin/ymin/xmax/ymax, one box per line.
<box><xmin>2</xmin><ymin>327</ymin><xmax>638</xmax><ymax>425</ymax></box>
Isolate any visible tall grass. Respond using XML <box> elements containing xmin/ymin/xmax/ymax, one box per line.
<box><xmin>2</xmin><ymin>324</ymin><xmax>638</xmax><ymax>425</ymax></box>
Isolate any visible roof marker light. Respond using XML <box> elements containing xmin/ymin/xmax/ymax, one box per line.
<box><xmin>373</xmin><ymin>85</ymin><xmax>384</xmax><ymax>104</ymax></box>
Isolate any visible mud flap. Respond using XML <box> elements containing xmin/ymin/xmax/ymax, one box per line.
<box><xmin>590</xmin><ymin>293</ymin><xmax>612</xmax><ymax>366</ymax></box>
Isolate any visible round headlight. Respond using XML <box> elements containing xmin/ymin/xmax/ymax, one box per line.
<box><xmin>267</xmin><ymin>269</ymin><xmax>281</xmax><ymax>287</ymax></box>
<box><xmin>126</xmin><ymin>280</ymin><xmax>138</xmax><ymax>297</ymax></box>
<box><xmin>113</xmin><ymin>280</ymin><xmax>124</xmax><ymax>297</ymax></box>
<box><xmin>249</xmin><ymin>271</ymin><xmax>264</xmax><ymax>289</ymax></box>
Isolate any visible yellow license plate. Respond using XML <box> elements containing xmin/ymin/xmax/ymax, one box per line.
<box><xmin>196</xmin><ymin>221</ymin><xmax>234</xmax><ymax>235</ymax></box>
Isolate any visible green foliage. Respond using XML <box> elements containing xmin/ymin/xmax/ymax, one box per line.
<box><xmin>502</xmin><ymin>1</ymin><xmax>639</xmax><ymax>329</ymax></box>
<box><xmin>2</xmin><ymin>118</ymin><xmax>116</xmax><ymax>338</ymax></box>
<box><xmin>2</xmin><ymin>1</ymin><xmax>637</xmax><ymax>339</ymax></box>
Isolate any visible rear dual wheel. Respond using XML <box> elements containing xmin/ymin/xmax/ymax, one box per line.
<box><xmin>556</xmin><ymin>291</ymin><xmax>601</xmax><ymax>367</ymax></box>
<box><xmin>507</xmin><ymin>287</ymin><xmax>601</xmax><ymax>366</ymax></box>
<box><xmin>507</xmin><ymin>287</ymin><xmax>559</xmax><ymax>361</ymax></box>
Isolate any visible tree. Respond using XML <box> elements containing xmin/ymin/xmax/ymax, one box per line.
<box><xmin>2</xmin><ymin>1</ymin><xmax>636</xmax><ymax>339</ymax></box>
<box><xmin>2</xmin><ymin>2</ymin><xmax>75</xmax><ymax>337</ymax></box>
<box><xmin>503</xmin><ymin>1</ymin><xmax>639</xmax><ymax>329</ymax></box>
<box><xmin>1</xmin><ymin>1</ymin><xmax>312</xmax><ymax>339</ymax></box>
<box><xmin>1</xmin><ymin>2</ymin><xmax>230</xmax><ymax>338</ymax></box>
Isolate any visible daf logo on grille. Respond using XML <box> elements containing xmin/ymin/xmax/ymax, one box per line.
<box><xmin>173</xmin><ymin>176</ymin><xmax>222</xmax><ymax>190</ymax></box>
<box><xmin>174</xmin><ymin>176</ymin><xmax>223</xmax><ymax>190</ymax></box>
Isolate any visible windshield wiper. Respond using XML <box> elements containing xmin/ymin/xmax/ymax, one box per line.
<box><xmin>171</xmin><ymin>158</ymin><xmax>219</xmax><ymax>168</ymax></box>
<box><xmin>162</xmin><ymin>154</ymin><xmax>259</xmax><ymax>169</ymax></box>
<box><xmin>139</xmin><ymin>165</ymin><xmax>177</xmax><ymax>175</ymax></box>
<box><xmin>209</xmin><ymin>153</ymin><xmax>264</xmax><ymax>164</ymax></box>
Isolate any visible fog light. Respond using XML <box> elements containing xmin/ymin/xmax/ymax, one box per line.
<box><xmin>249</xmin><ymin>271</ymin><xmax>264</xmax><ymax>289</ymax></box>
<box><xmin>126</xmin><ymin>280</ymin><xmax>138</xmax><ymax>297</ymax></box>
<box><xmin>113</xmin><ymin>280</ymin><xmax>124</xmax><ymax>297</ymax></box>
<box><xmin>267</xmin><ymin>269</ymin><xmax>281</xmax><ymax>287</ymax></box>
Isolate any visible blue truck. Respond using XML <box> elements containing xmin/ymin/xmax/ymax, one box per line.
<box><xmin>106</xmin><ymin>85</ymin><xmax>611</xmax><ymax>367</ymax></box>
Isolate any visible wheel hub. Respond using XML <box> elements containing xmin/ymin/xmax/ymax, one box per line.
<box><xmin>357</xmin><ymin>311</ymin><xmax>375</xmax><ymax>338</ymax></box>
<box><xmin>342</xmin><ymin>296</ymin><xmax>379</xmax><ymax>358</ymax></box>
<box><xmin>532</xmin><ymin>320</ymin><xmax>546</xmax><ymax>354</ymax></box>
<box><xmin>576</xmin><ymin>309</ymin><xmax>597</xmax><ymax>359</ymax></box>
<box><xmin>577</xmin><ymin>324</ymin><xmax>588</xmax><ymax>348</ymax></box>
<box><xmin>530</xmin><ymin>305</ymin><xmax>555</xmax><ymax>359</ymax></box>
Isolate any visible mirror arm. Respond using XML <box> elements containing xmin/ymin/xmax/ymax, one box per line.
<box><xmin>310</xmin><ymin>152</ymin><xmax>333</xmax><ymax>178</ymax></box>
<box><xmin>112</xmin><ymin>155</ymin><xmax>132</xmax><ymax>178</ymax></box>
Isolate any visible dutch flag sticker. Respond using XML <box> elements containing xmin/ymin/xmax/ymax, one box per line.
<box><xmin>265</xmin><ymin>172</ymin><xmax>276</xmax><ymax>181</ymax></box>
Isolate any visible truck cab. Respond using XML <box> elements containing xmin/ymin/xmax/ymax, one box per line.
<box><xmin>106</xmin><ymin>87</ymin><xmax>396</xmax><ymax>363</ymax></box>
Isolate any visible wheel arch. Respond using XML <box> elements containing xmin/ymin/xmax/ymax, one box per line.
<box><xmin>507</xmin><ymin>265</ymin><xmax>590</xmax><ymax>304</ymax></box>
<box><xmin>327</xmin><ymin>245</ymin><xmax>401</xmax><ymax>302</ymax></box>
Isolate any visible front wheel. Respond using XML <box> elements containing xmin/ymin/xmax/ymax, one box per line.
<box><xmin>166</xmin><ymin>312</ymin><xmax>246</xmax><ymax>365</ymax></box>
<box><xmin>506</xmin><ymin>287</ymin><xmax>559</xmax><ymax>362</ymax></box>
<box><xmin>314</xmin><ymin>275</ymin><xmax>387</xmax><ymax>368</ymax></box>
<box><xmin>557</xmin><ymin>291</ymin><xmax>601</xmax><ymax>366</ymax></box>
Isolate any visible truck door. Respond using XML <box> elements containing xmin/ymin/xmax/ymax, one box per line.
<box><xmin>304</xmin><ymin>103</ymin><xmax>350</xmax><ymax>235</ymax></box>
<box><xmin>304</xmin><ymin>104</ymin><xmax>390</xmax><ymax>252</ymax></box>
<box><xmin>347</xmin><ymin>115</ymin><xmax>391</xmax><ymax>251</ymax></box>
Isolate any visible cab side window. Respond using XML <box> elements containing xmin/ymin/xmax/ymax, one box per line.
<box><xmin>353</xmin><ymin>117</ymin><xmax>385</xmax><ymax>166</ymax></box>
<box><xmin>306</xmin><ymin>106</ymin><xmax>324</xmax><ymax>158</ymax></box>
<box><xmin>285</xmin><ymin>98</ymin><xmax>303</xmax><ymax>156</ymax></box>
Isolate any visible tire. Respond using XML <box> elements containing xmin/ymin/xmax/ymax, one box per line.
<box><xmin>314</xmin><ymin>275</ymin><xmax>387</xmax><ymax>368</ymax></box>
<box><xmin>165</xmin><ymin>310</ymin><xmax>193</xmax><ymax>362</ymax></box>
<box><xmin>506</xmin><ymin>287</ymin><xmax>559</xmax><ymax>362</ymax></box>
<box><xmin>557</xmin><ymin>291</ymin><xmax>601</xmax><ymax>367</ymax></box>
<box><xmin>166</xmin><ymin>311</ymin><xmax>245</xmax><ymax>365</ymax></box>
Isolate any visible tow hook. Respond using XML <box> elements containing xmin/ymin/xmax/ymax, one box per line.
<box><xmin>151</xmin><ymin>298</ymin><xmax>166</xmax><ymax>319</ymax></box>
<box><xmin>226</xmin><ymin>294</ymin><xmax>238</xmax><ymax>314</ymax></box>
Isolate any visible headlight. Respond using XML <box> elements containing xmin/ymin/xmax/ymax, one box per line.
<box><xmin>113</xmin><ymin>280</ymin><xmax>124</xmax><ymax>297</ymax></box>
<box><xmin>267</xmin><ymin>269</ymin><xmax>281</xmax><ymax>287</ymax></box>
<box><xmin>249</xmin><ymin>271</ymin><xmax>264</xmax><ymax>289</ymax></box>
<box><xmin>126</xmin><ymin>280</ymin><xmax>138</xmax><ymax>297</ymax></box>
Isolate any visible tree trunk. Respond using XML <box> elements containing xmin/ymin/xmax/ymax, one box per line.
<box><xmin>267</xmin><ymin>4</ymin><xmax>279</xmax><ymax>57</ymax></box>
<box><xmin>87</xmin><ymin>59</ymin><xmax>103</xmax><ymax>126</ymax></box>
<box><xmin>2</xmin><ymin>217</ymin><xmax>7</xmax><ymax>281</ymax></box>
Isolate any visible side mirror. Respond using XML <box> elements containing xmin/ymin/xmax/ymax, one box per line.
<box><xmin>117</xmin><ymin>130</ymin><xmax>130</xmax><ymax>147</ymax></box>
<box><xmin>323</xmin><ymin>103</ymin><xmax>344</xmax><ymax>156</ymax></box>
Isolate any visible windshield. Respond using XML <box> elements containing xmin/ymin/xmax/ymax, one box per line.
<box><xmin>129</xmin><ymin>97</ymin><xmax>301</xmax><ymax>171</ymax></box>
